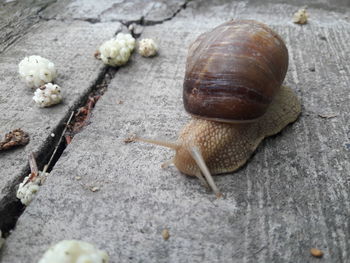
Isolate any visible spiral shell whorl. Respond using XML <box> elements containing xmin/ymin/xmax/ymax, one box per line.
<box><xmin>183</xmin><ymin>20</ymin><xmax>289</xmax><ymax>122</ymax></box>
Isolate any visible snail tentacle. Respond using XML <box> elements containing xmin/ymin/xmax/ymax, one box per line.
<box><xmin>195</xmin><ymin>171</ymin><xmax>210</xmax><ymax>189</ymax></box>
<box><xmin>189</xmin><ymin>146</ymin><xmax>222</xmax><ymax>198</ymax></box>
<box><xmin>133</xmin><ymin>137</ymin><xmax>179</xmax><ymax>150</ymax></box>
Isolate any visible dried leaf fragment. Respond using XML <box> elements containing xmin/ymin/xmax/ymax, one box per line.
<box><xmin>310</xmin><ymin>248</ymin><xmax>324</xmax><ymax>258</ymax></box>
<box><xmin>293</xmin><ymin>8</ymin><xmax>308</xmax><ymax>24</ymax></box>
<box><xmin>162</xmin><ymin>229</ymin><xmax>170</xmax><ymax>240</ymax></box>
<box><xmin>65</xmin><ymin>95</ymin><xmax>100</xmax><ymax>144</ymax></box>
<box><xmin>24</xmin><ymin>152</ymin><xmax>39</xmax><ymax>186</ymax></box>
<box><xmin>0</xmin><ymin>129</ymin><xmax>29</xmax><ymax>151</ymax></box>
<box><xmin>94</xmin><ymin>50</ymin><xmax>101</xmax><ymax>60</ymax></box>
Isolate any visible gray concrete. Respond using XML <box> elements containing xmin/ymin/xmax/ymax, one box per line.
<box><xmin>0</xmin><ymin>0</ymin><xmax>191</xmax><ymax>229</ymax></box>
<box><xmin>0</xmin><ymin>0</ymin><xmax>57</xmax><ymax>53</ymax></box>
<box><xmin>41</xmin><ymin>0</ymin><xmax>188</xmax><ymax>23</ymax></box>
<box><xmin>0</xmin><ymin>7</ymin><xmax>121</xmax><ymax>228</ymax></box>
<box><xmin>1</xmin><ymin>0</ymin><xmax>350</xmax><ymax>262</ymax></box>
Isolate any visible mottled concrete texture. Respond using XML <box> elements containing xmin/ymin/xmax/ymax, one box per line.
<box><xmin>0</xmin><ymin>2</ymin><xmax>121</xmax><ymax>231</ymax></box>
<box><xmin>41</xmin><ymin>0</ymin><xmax>188</xmax><ymax>23</ymax></box>
<box><xmin>1</xmin><ymin>0</ymin><xmax>350</xmax><ymax>262</ymax></box>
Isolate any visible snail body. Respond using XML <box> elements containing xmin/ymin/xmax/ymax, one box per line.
<box><xmin>173</xmin><ymin>85</ymin><xmax>300</xmax><ymax>176</ymax></box>
<box><xmin>133</xmin><ymin>20</ymin><xmax>301</xmax><ymax>196</ymax></box>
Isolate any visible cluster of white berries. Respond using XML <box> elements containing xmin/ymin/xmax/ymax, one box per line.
<box><xmin>99</xmin><ymin>33</ymin><xmax>136</xmax><ymax>66</ymax></box>
<box><xmin>33</xmin><ymin>83</ymin><xmax>62</xmax><ymax>107</ymax></box>
<box><xmin>18</xmin><ymin>55</ymin><xmax>63</xmax><ymax>107</ymax></box>
<box><xmin>19</xmin><ymin>36</ymin><xmax>159</xmax><ymax>106</ymax></box>
<box><xmin>16</xmin><ymin>172</ymin><xmax>48</xmax><ymax>206</ymax></box>
<box><xmin>18</xmin><ymin>56</ymin><xmax>56</xmax><ymax>88</ymax></box>
<box><xmin>138</xmin><ymin>38</ymin><xmax>158</xmax><ymax>57</ymax></box>
<box><xmin>98</xmin><ymin>33</ymin><xmax>159</xmax><ymax>66</ymax></box>
<box><xmin>38</xmin><ymin>240</ymin><xmax>109</xmax><ymax>263</ymax></box>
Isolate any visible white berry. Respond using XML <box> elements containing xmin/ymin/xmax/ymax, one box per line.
<box><xmin>18</xmin><ymin>56</ymin><xmax>56</xmax><ymax>88</ymax></box>
<box><xmin>33</xmin><ymin>83</ymin><xmax>62</xmax><ymax>108</ymax></box>
<box><xmin>38</xmin><ymin>240</ymin><xmax>109</xmax><ymax>263</ymax></box>
<box><xmin>138</xmin><ymin>38</ymin><xmax>158</xmax><ymax>57</ymax></box>
<box><xmin>99</xmin><ymin>33</ymin><xmax>136</xmax><ymax>66</ymax></box>
<box><xmin>16</xmin><ymin>172</ymin><xmax>48</xmax><ymax>206</ymax></box>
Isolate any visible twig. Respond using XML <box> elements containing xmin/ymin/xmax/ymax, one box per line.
<box><xmin>28</xmin><ymin>152</ymin><xmax>38</xmax><ymax>175</ymax></box>
<box><xmin>43</xmin><ymin>111</ymin><xmax>74</xmax><ymax>173</ymax></box>
<box><xmin>24</xmin><ymin>153</ymin><xmax>39</xmax><ymax>186</ymax></box>
<box><xmin>318</xmin><ymin>113</ymin><xmax>337</xmax><ymax>119</ymax></box>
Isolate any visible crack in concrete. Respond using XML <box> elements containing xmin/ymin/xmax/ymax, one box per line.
<box><xmin>38</xmin><ymin>0</ymin><xmax>191</xmax><ymax>27</ymax></box>
<box><xmin>131</xmin><ymin>0</ymin><xmax>191</xmax><ymax>27</ymax></box>
<box><xmin>0</xmin><ymin>0</ymin><xmax>190</xmax><ymax>241</ymax></box>
<box><xmin>0</xmin><ymin>23</ymin><xmax>124</xmax><ymax>238</ymax></box>
<box><xmin>123</xmin><ymin>0</ymin><xmax>191</xmax><ymax>38</ymax></box>
<box><xmin>0</xmin><ymin>0</ymin><xmax>59</xmax><ymax>54</ymax></box>
<box><xmin>36</xmin><ymin>0</ymin><xmax>59</xmax><ymax>16</ymax></box>
<box><xmin>0</xmin><ymin>67</ymin><xmax>113</xmax><ymax>236</ymax></box>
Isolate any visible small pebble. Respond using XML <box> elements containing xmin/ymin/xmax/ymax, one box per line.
<box><xmin>90</xmin><ymin>186</ymin><xmax>100</xmax><ymax>192</ymax></box>
<box><xmin>162</xmin><ymin>228</ymin><xmax>170</xmax><ymax>240</ymax></box>
<box><xmin>50</xmin><ymin>133</ymin><xmax>55</xmax><ymax>137</ymax></box>
<box><xmin>138</xmin><ymin>38</ymin><xmax>158</xmax><ymax>57</ymax></box>
<box><xmin>310</xmin><ymin>248</ymin><xmax>324</xmax><ymax>258</ymax></box>
<box><xmin>293</xmin><ymin>8</ymin><xmax>308</xmax><ymax>24</ymax></box>
<box><xmin>318</xmin><ymin>113</ymin><xmax>337</xmax><ymax>119</ymax></box>
<box><xmin>75</xmin><ymin>176</ymin><xmax>81</xmax><ymax>180</ymax></box>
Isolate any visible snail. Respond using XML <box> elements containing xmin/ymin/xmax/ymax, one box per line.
<box><xmin>132</xmin><ymin>20</ymin><xmax>301</xmax><ymax>197</ymax></box>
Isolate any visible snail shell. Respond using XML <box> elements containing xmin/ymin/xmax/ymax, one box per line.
<box><xmin>183</xmin><ymin>20</ymin><xmax>289</xmax><ymax>122</ymax></box>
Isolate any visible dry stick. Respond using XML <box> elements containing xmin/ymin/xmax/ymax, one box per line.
<box><xmin>28</xmin><ymin>152</ymin><xmax>39</xmax><ymax>175</ymax></box>
<box><xmin>43</xmin><ymin>111</ymin><xmax>75</xmax><ymax>173</ymax></box>
<box><xmin>23</xmin><ymin>152</ymin><xmax>39</xmax><ymax>186</ymax></box>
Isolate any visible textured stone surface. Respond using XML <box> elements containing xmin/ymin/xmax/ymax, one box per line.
<box><xmin>0</xmin><ymin>17</ymin><xmax>120</xmax><ymax>227</ymax></box>
<box><xmin>1</xmin><ymin>0</ymin><xmax>350</xmax><ymax>262</ymax></box>
<box><xmin>0</xmin><ymin>0</ymin><xmax>57</xmax><ymax>53</ymax></box>
<box><xmin>41</xmin><ymin>0</ymin><xmax>188</xmax><ymax>23</ymax></box>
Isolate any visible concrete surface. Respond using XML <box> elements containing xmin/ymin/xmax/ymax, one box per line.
<box><xmin>0</xmin><ymin>16</ymin><xmax>121</xmax><ymax>228</ymax></box>
<box><xmin>1</xmin><ymin>0</ymin><xmax>350</xmax><ymax>262</ymax></box>
<box><xmin>41</xmin><ymin>0</ymin><xmax>188</xmax><ymax>24</ymax></box>
<box><xmin>0</xmin><ymin>0</ymin><xmax>57</xmax><ymax>53</ymax></box>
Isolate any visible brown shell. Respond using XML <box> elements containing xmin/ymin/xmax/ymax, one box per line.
<box><xmin>183</xmin><ymin>20</ymin><xmax>289</xmax><ymax>122</ymax></box>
